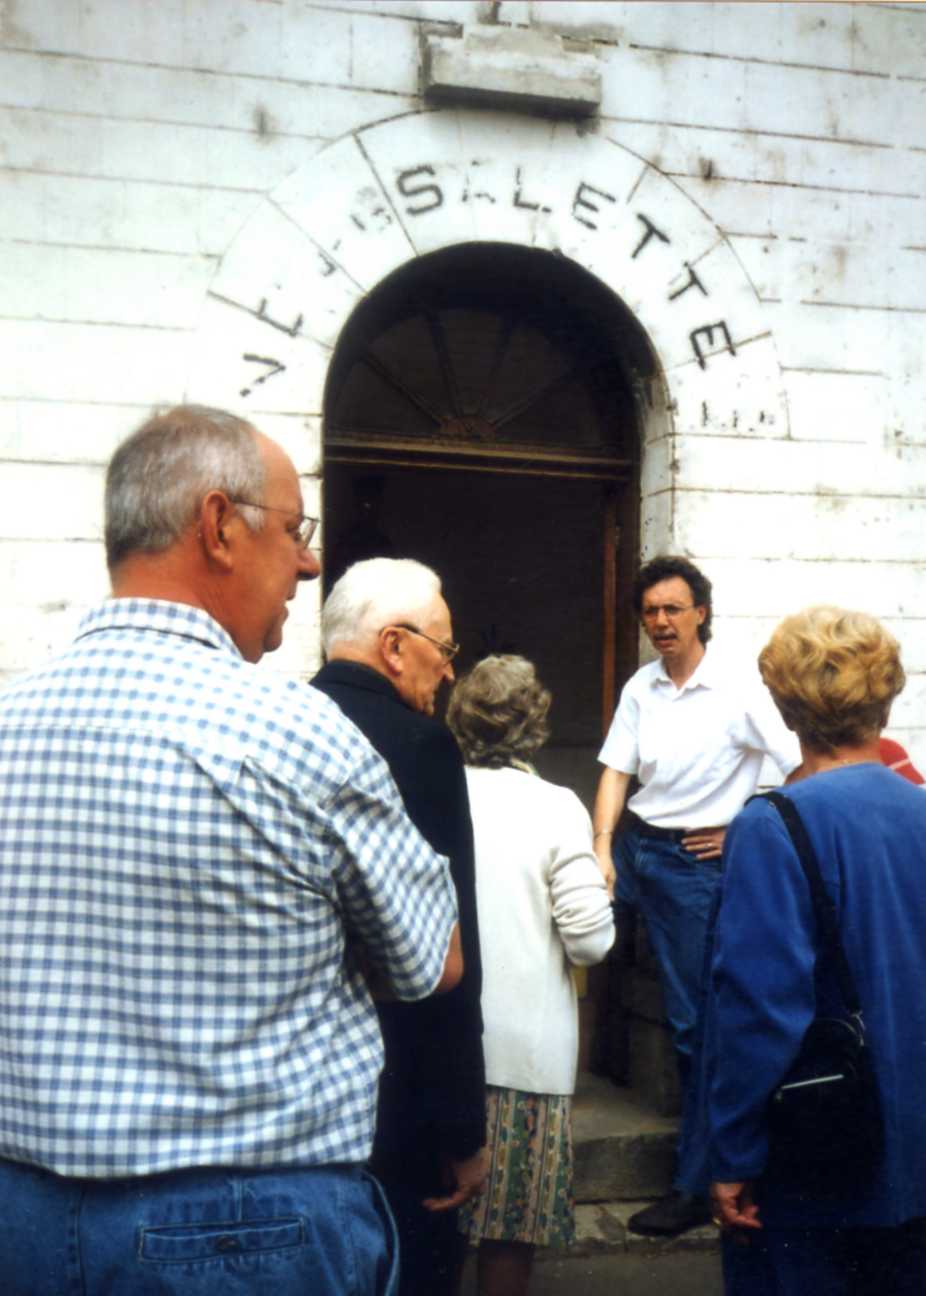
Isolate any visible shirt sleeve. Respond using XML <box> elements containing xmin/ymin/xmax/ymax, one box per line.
<box><xmin>323</xmin><ymin>747</ymin><xmax>458</xmax><ymax>1002</ymax></box>
<box><xmin>706</xmin><ymin>799</ymin><xmax>817</xmax><ymax>1181</ymax></box>
<box><xmin>549</xmin><ymin>792</ymin><xmax>616</xmax><ymax>967</ymax></box>
<box><xmin>598</xmin><ymin>676</ymin><xmax>641</xmax><ymax>773</ymax></box>
<box><xmin>741</xmin><ymin>676</ymin><xmax>802</xmax><ymax>776</ymax></box>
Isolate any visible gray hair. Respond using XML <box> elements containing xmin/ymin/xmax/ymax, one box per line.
<box><xmin>104</xmin><ymin>404</ymin><xmax>265</xmax><ymax>570</ymax></box>
<box><xmin>321</xmin><ymin>558</ymin><xmax>442</xmax><ymax>657</ymax></box>
<box><xmin>447</xmin><ymin>654</ymin><xmax>551</xmax><ymax>769</ymax></box>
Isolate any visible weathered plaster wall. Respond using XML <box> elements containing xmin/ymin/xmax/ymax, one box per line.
<box><xmin>1</xmin><ymin>0</ymin><xmax>924</xmax><ymax>754</ymax></box>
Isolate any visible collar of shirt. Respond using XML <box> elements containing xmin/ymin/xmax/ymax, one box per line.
<box><xmin>651</xmin><ymin>643</ymin><xmax>717</xmax><ymax>694</ymax></box>
<box><xmin>76</xmin><ymin>598</ymin><xmax>241</xmax><ymax>658</ymax></box>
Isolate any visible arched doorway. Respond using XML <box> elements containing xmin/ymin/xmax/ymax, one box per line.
<box><xmin>323</xmin><ymin>242</ymin><xmax>659</xmax><ymax>809</ymax></box>
<box><xmin>190</xmin><ymin>106</ymin><xmax>789</xmax><ymax>698</ymax></box>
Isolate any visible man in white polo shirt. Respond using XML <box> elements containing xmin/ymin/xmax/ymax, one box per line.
<box><xmin>592</xmin><ymin>555</ymin><xmax>800</xmax><ymax>1236</ymax></box>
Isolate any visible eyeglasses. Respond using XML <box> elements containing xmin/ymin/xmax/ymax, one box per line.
<box><xmin>640</xmin><ymin>603</ymin><xmax>697</xmax><ymax>622</ymax></box>
<box><xmin>391</xmin><ymin>622</ymin><xmax>460</xmax><ymax>662</ymax></box>
<box><xmin>231</xmin><ymin>500</ymin><xmax>318</xmax><ymax>549</ymax></box>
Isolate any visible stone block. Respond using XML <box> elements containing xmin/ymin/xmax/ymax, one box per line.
<box><xmin>0</xmin><ymin>540</ymin><xmax>107</xmax><ymax>610</ymax></box>
<box><xmin>424</xmin><ymin>25</ymin><xmax>601</xmax><ymax>117</ymax></box>
<box><xmin>0</xmin><ymin>462</ymin><xmax>103</xmax><ymax>542</ymax></box>
<box><xmin>0</xmin><ymin>602</ymin><xmax>91</xmax><ymax>676</ymax></box>
<box><xmin>273</xmin><ymin>133</ymin><xmax>416</xmax><ymax>294</ymax></box>
<box><xmin>0</xmin><ymin>242</ymin><xmax>215</xmax><ymax>329</ymax></box>
<box><xmin>0</xmin><ymin>319</ymin><xmax>187</xmax><ymax>406</ymax></box>
<box><xmin>186</xmin><ymin>295</ymin><xmax>332</xmax><ymax>420</ymax></box>
<box><xmin>677</xmin><ymin>488</ymin><xmax>926</xmax><ymax>564</ymax></box>
<box><xmin>351</xmin><ymin>10</ymin><xmax>419</xmax><ymax>96</ymax></box>
<box><xmin>0</xmin><ymin>400</ymin><xmax>144</xmax><ymax>466</ymax></box>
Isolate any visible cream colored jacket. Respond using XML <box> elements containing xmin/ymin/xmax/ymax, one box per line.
<box><xmin>464</xmin><ymin>766</ymin><xmax>615</xmax><ymax>1096</ymax></box>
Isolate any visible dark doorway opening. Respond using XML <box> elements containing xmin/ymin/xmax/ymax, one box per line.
<box><xmin>323</xmin><ymin>241</ymin><xmax>655</xmax><ymax>792</ymax></box>
<box><xmin>324</xmin><ymin>461</ymin><xmax>632</xmax><ymax>806</ymax></box>
<box><xmin>323</xmin><ymin>242</ymin><xmax>659</xmax><ymax>1068</ymax></box>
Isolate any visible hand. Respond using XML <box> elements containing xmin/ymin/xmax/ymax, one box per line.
<box><xmin>710</xmin><ymin>1180</ymin><xmax>762</xmax><ymax>1232</ymax></box>
<box><xmin>593</xmin><ymin>840</ymin><xmax>617</xmax><ymax>899</ymax></box>
<box><xmin>682</xmin><ymin>826</ymin><xmax>726</xmax><ymax>860</ymax></box>
<box><xmin>422</xmin><ymin>1145</ymin><xmax>490</xmax><ymax>1213</ymax></box>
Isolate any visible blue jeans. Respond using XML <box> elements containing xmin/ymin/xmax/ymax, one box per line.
<box><xmin>617</xmin><ymin>826</ymin><xmax>722</xmax><ymax>1091</ymax></box>
<box><xmin>722</xmin><ymin>1218</ymin><xmax>926</xmax><ymax>1295</ymax></box>
<box><xmin>0</xmin><ymin>1158</ymin><xmax>398</xmax><ymax>1296</ymax></box>
<box><xmin>617</xmin><ymin>826</ymin><xmax>721</xmax><ymax>1194</ymax></box>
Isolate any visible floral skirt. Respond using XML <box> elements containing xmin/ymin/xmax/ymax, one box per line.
<box><xmin>458</xmin><ymin>1086</ymin><xmax>575</xmax><ymax>1249</ymax></box>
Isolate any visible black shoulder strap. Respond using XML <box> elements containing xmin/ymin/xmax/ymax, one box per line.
<box><xmin>758</xmin><ymin>790</ymin><xmax>861</xmax><ymax>1017</ymax></box>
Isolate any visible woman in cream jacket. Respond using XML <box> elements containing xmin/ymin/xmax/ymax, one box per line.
<box><xmin>447</xmin><ymin>655</ymin><xmax>615</xmax><ymax>1296</ymax></box>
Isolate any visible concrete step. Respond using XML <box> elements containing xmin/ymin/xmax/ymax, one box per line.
<box><xmin>572</xmin><ymin>1071</ymin><xmax>677</xmax><ymax>1202</ymax></box>
<box><xmin>518</xmin><ymin>1247</ymin><xmax>722</xmax><ymax>1296</ymax></box>
<box><xmin>573</xmin><ymin>1201</ymin><xmax>719</xmax><ymax>1257</ymax></box>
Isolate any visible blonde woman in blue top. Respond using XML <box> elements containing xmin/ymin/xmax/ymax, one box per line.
<box><xmin>705</xmin><ymin>607</ymin><xmax>926</xmax><ymax>1295</ymax></box>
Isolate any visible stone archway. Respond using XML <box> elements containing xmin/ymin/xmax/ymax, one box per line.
<box><xmin>186</xmin><ymin>107</ymin><xmax>787</xmax><ymax>674</ymax></box>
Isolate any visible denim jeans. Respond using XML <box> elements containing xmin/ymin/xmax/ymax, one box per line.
<box><xmin>0</xmin><ymin>1158</ymin><xmax>398</xmax><ymax>1296</ymax></box>
<box><xmin>617</xmin><ymin>826</ymin><xmax>722</xmax><ymax>1092</ymax></box>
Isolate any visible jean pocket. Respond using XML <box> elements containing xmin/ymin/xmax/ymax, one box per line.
<box><xmin>139</xmin><ymin>1217</ymin><xmax>304</xmax><ymax>1263</ymax></box>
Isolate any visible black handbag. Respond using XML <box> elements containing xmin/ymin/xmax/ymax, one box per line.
<box><xmin>759</xmin><ymin>791</ymin><xmax>884</xmax><ymax>1194</ymax></box>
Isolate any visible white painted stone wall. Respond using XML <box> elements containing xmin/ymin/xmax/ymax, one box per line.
<box><xmin>1</xmin><ymin>0</ymin><xmax>924</xmax><ymax>759</ymax></box>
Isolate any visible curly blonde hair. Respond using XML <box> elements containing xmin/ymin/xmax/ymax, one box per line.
<box><xmin>758</xmin><ymin>606</ymin><xmax>905</xmax><ymax>753</ymax></box>
<box><xmin>447</xmin><ymin>655</ymin><xmax>551</xmax><ymax>769</ymax></box>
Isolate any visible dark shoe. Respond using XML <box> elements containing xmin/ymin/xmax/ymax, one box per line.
<box><xmin>627</xmin><ymin>1190</ymin><xmax>712</xmax><ymax>1237</ymax></box>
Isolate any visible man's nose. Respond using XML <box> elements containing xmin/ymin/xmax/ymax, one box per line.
<box><xmin>444</xmin><ymin>659</ymin><xmax>455</xmax><ymax>683</ymax></box>
<box><xmin>297</xmin><ymin>548</ymin><xmax>321</xmax><ymax>581</ymax></box>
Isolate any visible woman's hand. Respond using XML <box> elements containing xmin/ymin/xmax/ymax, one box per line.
<box><xmin>710</xmin><ymin>1180</ymin><xmax>762</xmax><ymax>1231</ymax></box>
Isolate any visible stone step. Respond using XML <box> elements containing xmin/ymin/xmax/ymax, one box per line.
<box><xmin>572</xmin><ymin>1071</ymin><xmax>677</xmax><ymax>1202</ymax></box>
<box><xmin>572</xmin><ymin>1201</ymin><xmax>720</xmax><ymax>1258</ymax></box>
<box><xmin>461</xmin><ymin>1203</ymin><xmax>721</xmax><ymax>1296</ymax></box>
<box><xmin>463</xmin><ymin>1247</ymin><xmax>723</xmax><ymax>1296</ymax></box>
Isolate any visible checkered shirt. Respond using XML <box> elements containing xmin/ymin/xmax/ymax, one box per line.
<box><xmin>0</xmin><ymin>599</ymin><xmax>457</xmax><ymax>1179</ymax></box>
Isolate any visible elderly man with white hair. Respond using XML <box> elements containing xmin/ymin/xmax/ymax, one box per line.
<box><xmin>313</xmin><ymin>558</ymin><xmax>487</xmax><ymax>1296</ymax></box>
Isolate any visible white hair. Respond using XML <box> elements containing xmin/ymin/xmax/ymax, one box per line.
<box><xmin>322</xmin><ymin>558</ymin><xmax>443</xmax><ymax>656</ymax></box>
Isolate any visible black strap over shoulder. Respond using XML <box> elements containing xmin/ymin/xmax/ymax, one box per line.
<box><xmin>753</xmin><ymin>790</ymin><xmax>862</xmax><ymax>1018</ymax></box>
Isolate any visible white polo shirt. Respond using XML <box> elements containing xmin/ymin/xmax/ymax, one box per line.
<box><xmin>598</xmin><ymin>645</ymin><xmax>800</xmax><ymax>829</ymax></box>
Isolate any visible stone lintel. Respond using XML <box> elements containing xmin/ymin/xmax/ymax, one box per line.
<box><xmin>423</xmin><ymin>26</ymin><xmax>601</xmax><ymax>118</ymax></box>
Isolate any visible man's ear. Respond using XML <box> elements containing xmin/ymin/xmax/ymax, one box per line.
<box><xmin>378</xmin><ymin>627</ymin><xmax>404</xmax><ymax>681</ymax></box>
<box><xmin>199</xmin><ymin>490</ymin><xmax>237</xmax><ymax>571</ymax></box>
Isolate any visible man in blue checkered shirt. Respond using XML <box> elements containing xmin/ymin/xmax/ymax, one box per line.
<box><xmin>0</xmin><ymin>405</ymin><xmax>462</xmax><ymax>1295</ymax></box>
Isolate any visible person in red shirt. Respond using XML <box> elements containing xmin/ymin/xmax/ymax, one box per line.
<box><xmin>879</xmin><ymin>736</ymin><xmax>925</xmax><ymax>785</ymax></box>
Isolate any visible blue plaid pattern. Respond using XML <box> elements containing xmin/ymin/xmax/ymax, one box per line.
<box><xmin>0</xmin><ymin>600</ymin><xmax>457</xmax><ymax>1178</ymax></box>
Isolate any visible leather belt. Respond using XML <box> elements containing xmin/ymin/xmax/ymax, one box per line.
<box><xmin>625</xmin><ymin>811</ymin><xmax>690</xmax><ymax>844</ymax></box>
